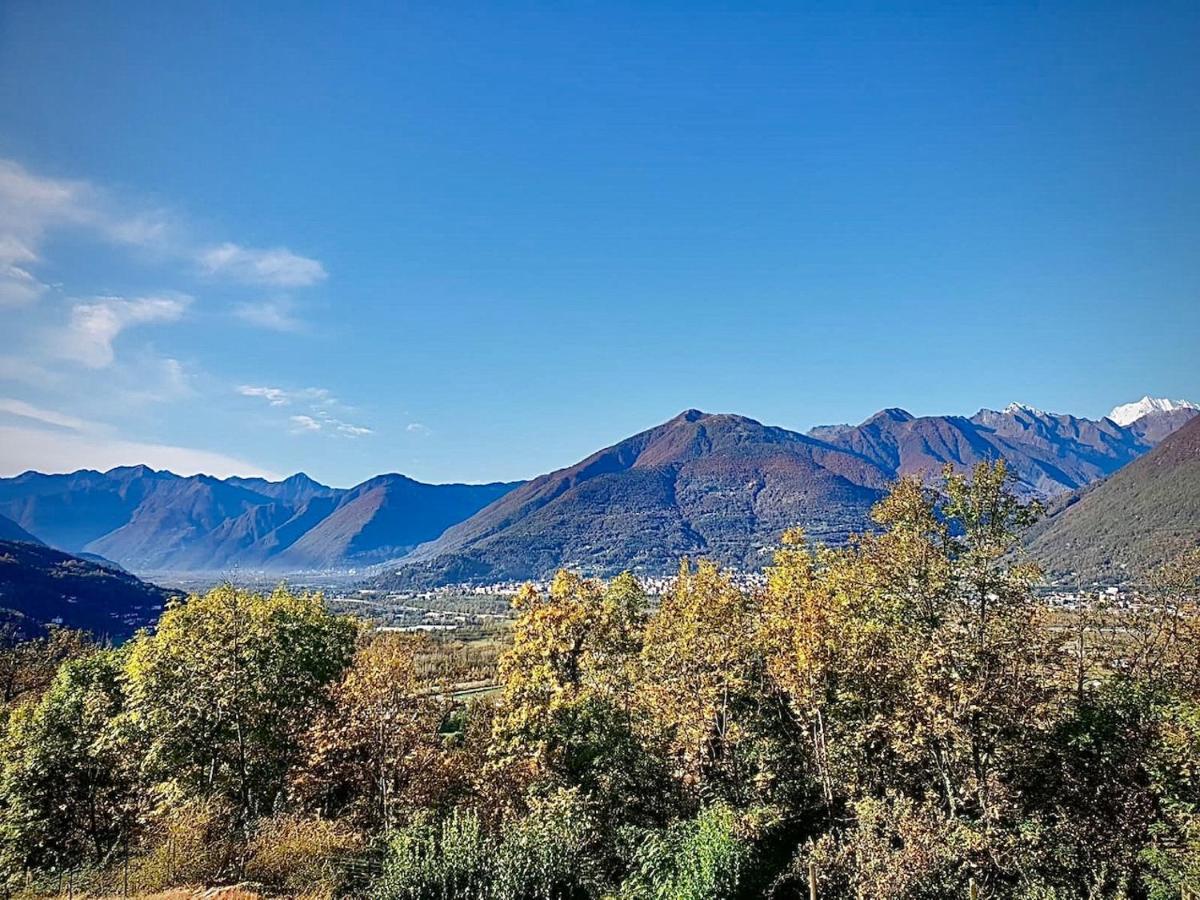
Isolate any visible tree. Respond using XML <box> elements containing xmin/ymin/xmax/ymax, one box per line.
<box><xmin>641</xmin><ymin>560</ymin><xmax>793</xmax><ymax>809</ymax></box>
<box><xmin>123</xmin><ymin>584</ymin><xmax>356</xmax><ymax>836</ymax></box>
<box><xmin>294</xmin><ymin>631</ymin><xmax>451</xmax><ymax>830</ymax></box>
<box><xmin>490</xmin><ymin>571</ymin><xmax>672</xmax><ymax>830</ymax></box>
<box><xmin>764</xmin><ymin>463</ymin><xmax>1058</xmax><ymax>894</ymax></box>
<box><xmin>0</xmin><ymin>649</ymin><xmax>134</xmax><ymax>875</ymax></box>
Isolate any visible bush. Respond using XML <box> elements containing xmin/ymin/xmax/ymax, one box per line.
<box><xmin>372</xmin><ymin>789</ymin><xmax>601</xmax><ymax>900</ymax></box>
<box><xmin>127</xmin><ymin>797</ymin><xmax>239</xmax><ymax>892</ymax></box>
<box><xmin>619</xmin><ymin>803</ymin><xmax>753</xmax><ymax>900</ymax></box>
<box><xmin>245</xmin><ymin>813</ymin><xmax>365</xmax><ymax>893</ymax></box>
<box><xmin>371</xmin><ymin>809</ymin><xmax>491</xmax><ymax>900</ymax></box>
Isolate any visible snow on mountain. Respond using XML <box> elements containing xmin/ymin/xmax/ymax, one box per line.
<box><xmin>1003</xmin><ymin>402</ymin><xmax>1046</xmax><ymax>417</ymax></box>
<box><xmin>1108</xmin><ymin>396</ymin><xmax>1200</xmax><ymax>426</ymax></box>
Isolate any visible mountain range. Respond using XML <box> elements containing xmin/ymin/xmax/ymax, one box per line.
<box><xmin>381</xmin><ymin>397</ymin><xmax>1197</xmax><ymax>586</ymax></box>
<box><xmin>0</xmin><ymin>396</ymin><xmax>1194</xmax><ymax>584</ymax></box>
<box><xmin>0</xmin><ymin>468</ymin><xmax>518</xmax><ymax>574</ymax></box>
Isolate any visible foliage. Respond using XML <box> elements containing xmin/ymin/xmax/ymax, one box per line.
<box><xmin>293</xmin><ymin>631</ymin><xmax>453</xmax><ymax>830</ymax></box>
<box><xmin>124</xmin><ymin>583</ymin><xmax>357</xmax><ymax>829</ymax></box>
<box><xmin>618</xmin><ymin>803</ymin><xmax>754</xmax><ymax>900</ymax></box>
<box><xmin>244</xmin><ymin>812</ymin><xmax>364</xmax><ymax>893</ymax></box>
<box><xmin>0</xmin><ymin>648</ymin><xmax>133</xmax><ymax>874</ymax></box>
<box><xmin>373</xmin><ymin>789</ymin><xmax>600</xmax><ymax>900</ymax></box>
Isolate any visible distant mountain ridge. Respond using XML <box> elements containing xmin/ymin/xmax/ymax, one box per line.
<box><xmin>1108</xmin><ymin>395</ymin><xmax>1199</xmax><ymax>427</ymax></box>
<box><xmin>811</xmin><ymin>403</ymin><xmax>1154</xmax><ymax>498</ymax></box>
<box><xmin>380</xmin><ymin>397</ymin><xmax>1197</xmax><ymax>586</ymax></box>
<box><xmin>2</xmin><ymin>395</ymin><xmax>1194</xmax><ymax>583</ymax></box>
<box><xmin>0</xmin><ymin>468</ymin><xmax>520</xmax><ymax>574</ymax></box>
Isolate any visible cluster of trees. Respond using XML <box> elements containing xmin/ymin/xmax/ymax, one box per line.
<box><xmin>0</xmin><ymin>462</ymin><xmax>1198</xmax><ymax>898</ymax></box>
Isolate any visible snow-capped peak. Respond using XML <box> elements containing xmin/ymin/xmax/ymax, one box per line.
<box><xmin>1003</xmin><ymin>402</ymin><xmax>1045</xmax><ymax>417</ymax></box>
<box><xmin>1108</xmin><ymin>396</ymin><xmax>1200</xmax><ymax>426</ymax></box>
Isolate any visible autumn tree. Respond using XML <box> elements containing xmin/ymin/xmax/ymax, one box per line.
<box><xmin>490</xmin><ymin>570</ymin><xmax>669</xmax><ymax>827</ymax></box>
<box><xmin>293</xmin><ymin>631</ymin><xmax>451</xmax><ymax>830</ymax></box>
<box><xmin>767</xmin><ymin>463</ymin><xmax>1059</xmax><ymax>895</ymax></box>
<box><xmin>641</xmin><ymin>559</ymin><xmax>797</xmax><ymax>810</ymax></box>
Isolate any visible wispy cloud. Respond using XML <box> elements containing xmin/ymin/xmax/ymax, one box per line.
<box><xmin>239</xmin><ymin>384</ymin><xmax>372</xmax><ymax>438</ymax></box>
<box><xmin>0</xmin><ymin>159</ymin><xmax>174</xmax><ymax>308</ymax></box>
<box><xmin>237</xmin><ymin>384</ymin><xmax>335</xmax><ymax>407</ymax></box>
<box><xmin>289</xmin><ymin>414</ymin><xmax>322</xmax><ymax>433</ymax></box>
<box><xmin>200</xmin><ymin>242</ymin><xmax>326</xmax><ymax>288</ymax></box>
<box><xmin>406</xmin><ymin>422</ymin><xmax>432</xmax><ymax>436</ymax></box>
<box><xmin>0</xmin><ymin>397</ymin><xmax>93</xmax><ymax>432</ymax></box>
<box><xmin>0</xmin><ymin>157</ymin><xmax>326</xmax><ymax>316</ymax></box>
<box><xmin>55</xmin><ymin>294</ymin><xmax>191</xmax><ymax>368</ymax></box>
<box><xmin>233</xmin><ymin>298</ymin><xmax>306</xmax><ymax>333</ymax></box>
<box><xmin>237</xmin><ymin>385</ymin><xmax>290</xmax><ymax>406</ymax></box>
<box><xmin>0</xmin><ymin>396</ymin><xmax>278</xmax><ymax>479</ymax></box>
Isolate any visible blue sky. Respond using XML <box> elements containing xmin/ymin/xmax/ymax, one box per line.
<box><xmin>1</xmin><ymin>1</ymin><xmax>1198</xmax><ymax>486</ymax></box>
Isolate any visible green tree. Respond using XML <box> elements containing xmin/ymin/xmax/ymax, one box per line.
<box><xmin>0</xmin><ymin>648</ymin><xmax>133</xmax><ymax>875</ymax></box>
<box><xmin>124</xmin><ymin>584</ymin><xmax>356</xmax><ymax>835</ymax></box>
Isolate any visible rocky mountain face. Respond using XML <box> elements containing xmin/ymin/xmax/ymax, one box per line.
<box><xmin>0</xmin><ymin>540</ymin><xmax>179</xmax><ymax>639</ymax></box>
<box><xmin>812</xmin><ymin>403</ymin><xmax>1152</xmax><ymax>498</ymax></box>
<box><xmin>1024</xmin><ymin>414</ymin><xmax>1200</xmax><ymax>585</ymax></box>
<box><xmin>0</xmin><ymin>468</ymin><xmax>519</xmax><ymax>574</ymax></box>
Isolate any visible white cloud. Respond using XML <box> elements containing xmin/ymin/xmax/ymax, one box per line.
<box><xmin>233</xmin><ymin>298</ymin><xmax>305</xmax><ymax>332</ymax></box>
<box><xmin>238</xmin><ymin>385</ymin><xmax>290</xmax><ymax>406</ymax></box>
<box><xmin>0</xmin><ymin>159</ymin><xmax>177</xmax><ymax>308</ymax></box>
<box><xmin>200</xmin><ymin>242</ymin><xmax>326</xmax><ymax>287</ymax></box>
<box><xmin>55</xmin><ymin>295</ymin><xmax>190</xmax><ymax>368</ymax></box>
<box><xmin>0</xmin><ymin>157</ymin><xmax>326</xmax><ymax>313</ymax></box>
<box><xmin>0</xmin><ymin>423</ymin><xmax>281</xmax><ymax>480</ymax></box>
<box><xmin>244</xmin><ymin>386</ymin><xmax>373</xmax><ymax>439</ymax></box>
<box><xmin>289</xmin><ymin>414</ymin><xmax>322</xmax><ymax>433</ymax></box>
<box><xmin>0</xmin><ymin>161</ymin><xmax>82</xmax><ymax>307</ymax></box>
<box><xmin>0</xmin><ymin>398</ymin><xmax>92</xmax><ymax>431</ymax></box>
<box><xmin>406</xmin><ymin>422</ymin><xmax>431</xmax><ymax>436</ymax></box>
<box><xmin>287</xmin><ymin>413</ymin><xmax>373</xmax><ymax>438</ymax></box>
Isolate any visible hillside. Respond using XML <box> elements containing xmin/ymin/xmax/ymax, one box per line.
<box><xmin>388</xmin><ymin>410</ymin><xmax>893</xmax><ymax>585</ymax></box>
<box><xmin>384</xmin><ymin>401</ymin><xmax>1197</xmax><ymax>586</ymax></box>
<box><xmin>1024</xmin><ymin>415</ymin><xmax>1200</xmax><ymax>584</ymax></box>
<box><xmin>0</xmin><ymin>397</ymin><xmax>1192</xmax><ymax>583</ymax></box>
<box><xmin>0</xmin><ymin>540</ymin><xmax>179</xmax><ymax>639</ymax></box>
<box><xmin>0</xmin><ymin>514</ymin><xmax>41</xmax><ymax>545</ymax></box>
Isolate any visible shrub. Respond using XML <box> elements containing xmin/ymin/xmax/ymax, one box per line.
<box><xmin>371</xmin><ymin>809</ymin><xmax>490</xmax><ymax>900</ymax></box>
<box><xmin>619</xmin><ymin>803</ymin><xmax>753</xmax><ymax>900</ymax></box>
<box><xmin>372</xmin><ymin>789</ymin><xmax>601</xmax><ymax>900</ymax></box>
<box><xmin>245</xmin><ymin>812</ymin><xmax>365</xmax><ymax>893</ymax></box>
<box><xmin>128</xmin><ymin>797</ymin><xmax>239</xmax><ymax>892</ymax></box>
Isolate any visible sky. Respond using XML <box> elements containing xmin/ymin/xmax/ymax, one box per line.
<box><xmin>1</xmin><ymin>1</ymin><xmax>1198</xmax><ymax>487</ymax></box>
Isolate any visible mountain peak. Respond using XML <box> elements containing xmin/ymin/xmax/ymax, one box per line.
<box><xmin>673</xmin><ymin>408</ymin><xmax>708</xmax><ymax>423</ymax></box>
<box><xmin>864</xmin><ymin>407</ymin><xmax>914</xmax><ymax>425</ymax></box>
<box><xmin>1108</xmin><ymin>396</ymin><xmax>1199</xmax><ymax>426</ymax></box>
<box><xmin>1003</xmin><ymin>402</ymin><xmax>1046</xmax><ymax>417</ymax></box>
